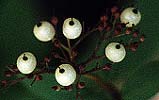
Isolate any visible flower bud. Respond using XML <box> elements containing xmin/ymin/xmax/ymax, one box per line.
<box><xmin>77</xmin><ymin>82</ymin><xmax>85</xmax><ymax>89</ymax></box>
<box><xmin>51</xmin><ymin>16</ymin><xmax>58</xmax><ymax>26</ymax></box>
<box><xmin>35</xmin><ymin>75</ymin><xmax>42</xmax><ymax>81</ymax></box>
<box><xmin>64</xmin><ymin>85</ymin><xmax>73</xmax><ymax>91</ymax></box>
<box><xmin>140</xmin><ymin>35</ymin><xmax>145</xmax><ymax>42</ymax></box>
<box><xmin>111</xmin><ymin>6</ymin><xmax>118</xmax><ymax>14</ymax></box>
<box><xmin>52</xmin><ymin>86</ymin><xmax>61</xmax><ymax>91</ymax></box>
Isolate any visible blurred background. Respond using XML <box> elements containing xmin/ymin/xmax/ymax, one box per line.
<box><xmin>32</xmin><ymin>0</ymin><xmax>118</xmax><ymax>25</ymax></box>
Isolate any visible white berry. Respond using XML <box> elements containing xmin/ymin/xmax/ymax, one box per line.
<box><xmin>17</xmin><ymin>52</ymin><xmax>37</xmax><ymax>74</ymax></box>
<box><xmin>55</xmin><ymin>64</ymin><xmax>76</xmax><ymax>86</ymax></box>
<box><xmin>120</xmin><ymin>7</ymin><xmax>141</xmax><ymax>27</ymax></box>
<box><xmin>63</xmin><ymin>18</ymin><xmax>82</xmax><ymax>39</ymax></box>
<box><xmin>105</xmin><ymin>42</ymin><xmax>126</xmax><ymax>62</ymax></box>
<box><xmin>33</xmin><ymin>21</ymin><xmax>56</xmax><ymax>42</ymax></box>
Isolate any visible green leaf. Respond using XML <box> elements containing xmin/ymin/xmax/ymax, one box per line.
<box><xmin>121</xmin><ymin>0</ymin><xmax>159</xmax><ymax>100</ymax></box>
<box><xmin>122</xmin><ymin>60</ymin><xmax>159</xmax><ymax>100</ymax></box>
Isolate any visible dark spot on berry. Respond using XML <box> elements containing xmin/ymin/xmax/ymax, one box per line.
<box><xmin>37</xmin><ymin>22</ymin><xmax>42</xmax><ymax>27</ymax></box>
<box><xmin>69</xmin><ymin>21</ymin><xmax>74</xmax><ymax>26</ymax></box>
<box><xmin>132</xmin><ymin>9</ymin><xmax>138</xmax><ymax>14</ymax></box>
<box><xmin>116</xmin><ymin>44</ymin><xmax>121</xmax><ymax>49</ymax></box>
<box><xmin>125</xmin><ymin>22</ymin><xmax>129</xmax><ymax>26</ymax></box>
<box><xmin>23</xmin><ymin>54</ymin><xmax>28</xmax><ymax>61</ymax></box>
<box><xmin>59</xmin><ymin>68</ymin><xmax>65</xmax><ymax>73</ymax></box>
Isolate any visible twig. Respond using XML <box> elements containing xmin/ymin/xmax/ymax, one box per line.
<box><xmin>75</xmin><ymin>75</ymin><xmax>83</xmax><ymax>100</ymax></box>
<box><xmin>59</xmin><ymin>47</ymin><xmax>68</xmax><ymax>60</ymax></box>
<box><xmin>53</xmin><ymin>38</ymin><xmax>70</xmax><ymax>53</ymax></box>
<box><xmin>6</xmin><ymin>76</ymin><xmax>27</xmax><ymax>88</ymax></box>
<box><xmin>30</xmin><ymin>76</ymin><xmax>37</xmax><ymax>87</ymax></box>
<box><xmin>1</xmin><ymin>69</ymin><xmax>51</xmax><ymax>89</ymax></box>
<box><xmin>81</xmin><ymin>55</ymin><xmax>105</xmax><ymax>67</ymax></box>
<box><xmin>92</xmin><ymin>31</ymin><xmax>105</xmax><ymax>56</ymax></box>
<box><xmin>60</xmin><ymin>42</ymin><xmax>70</xmax><ymax>53</ymax></box>
<box><xmin>72</xmin><ymin>28</ymin><xmax>98</xmax><ymax>49</ymax></box>
<box><xmin>81</xmin><ymin>65</ymin><xmax>104</xmax><ymax>75</ymax></box>
<box><xmin>80</xmin><ymin>31</ymin><xmax>105</xmax><ymax>69</ymax></box>
<box><xmin>103</xmin><ymin>19</ymin><xmax>117</xmax><ymax>41</ymax></box>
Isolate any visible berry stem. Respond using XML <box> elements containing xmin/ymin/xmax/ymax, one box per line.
<box><xmin>30</xmin><ymin>76</ymin><xmax>36</xmax><ymax>87</ymax></box>
<box><xmin>60</xmin><ymin>42</ymin><xmax>70</xmax><ymax>53</ymax></box>
<box><xmin>103</xmin><ymin>19</ymin><xmax>117</xmax><ymax>41</ymax></box>
<box><xmin>59</xmin><ymin>47</ymin><xmax>68</xmax><ymax>60</ymax></box>
<box><xmin>67</xmin><ymin>38</ymin><xmax>73</xmax><ymax>61</ymax></box>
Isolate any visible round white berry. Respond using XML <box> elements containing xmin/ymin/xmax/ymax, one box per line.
<box><xmin>55</xmin><ymin>64</ymin><xmax>76</xmax><ymax>86</ymax></box>
<box><xmin>105</xmin><ymin>42</ymin><xmax>126</xmax><ymax>62</ymax></box>
<box><xmin>120</xmin><ymin>7</ymin><xmax>141</xmax><ymax>27</ymax></box>
<box><xmin>17</xmin><ymin>52</ymin><xmax>37</xmax><ymax>74</ymax></box>
<box><xmin>62</xmin><ymin>18</ymin><xmax>82</xmax><ymax>39</ymax></box>
<box><xmin>33</xmin><ymin>21</ymin><xmax>56</xmax><ymax>42</ymax></box>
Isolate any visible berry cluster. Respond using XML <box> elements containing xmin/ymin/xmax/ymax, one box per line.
<box><xmin>0</xmin><ymin>6</ymin><xmax>145</xmax><ymax>99</ymax></box>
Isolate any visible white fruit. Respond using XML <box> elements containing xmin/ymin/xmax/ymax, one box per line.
<box><xmin>120</xmin><ymin>7</ymin><xmax>141</xmax><ymax>27</ymax></box>
<box><xmin>105</xmin><ymin>42</ymin><xmax>126</xmax><ymax>62</ymax></box>
<box><xmin>63</xmin><ymin>18</ymin><xmax>82</xmax><ymax>39</ymax></box>
<box><xmin>33</xmin><ymin>21</ymin><xmax>56</xmax><ymax>42</ymax></box>
<box><xmin>17</xmin><ymin>52</ymin><xmax>37</xmax><ymax>74</ymax></box>
<box><xmin>55</xmin><ymin>64</ymin><xmax>76</xmax><ymax>86</ymax></box>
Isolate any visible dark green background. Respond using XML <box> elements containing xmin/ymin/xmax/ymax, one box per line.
<box><xmin>0</xmin><ymin>0</ymin><xmax>159</xmax><ymax>100</ymax></box>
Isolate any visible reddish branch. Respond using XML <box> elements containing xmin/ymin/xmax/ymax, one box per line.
<box><xmin>81</xmin><ymin>64</ymin><xmax>112</xmax><ymax>75</ymax></box>
<box><xmin>1</xmin><ymin>67</ymin><xmax>51</xmax><ymax>89</ymax></box>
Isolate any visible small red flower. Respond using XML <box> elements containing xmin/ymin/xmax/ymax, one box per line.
<box><xmin>79</xmin><ymin>65</ymin><xmax>85</xmax><ymax>73</ymax></box>
<box><xmin>125</xmin><ymin>28</ymin><xmax>132</xmax><ymax>35</ymax></box>
<box><xmin>140</xmin><ymin>35</ymin><xmax>145</xmax><ymax>42</ymax></box>
<box><xmin>130</xmin><ymin>42</ymin><xmax>139</xmax><ymax>52</ymax></box>
<box><xmin>52</xmin><ymin>86</ymin><xmax>61</xmax><ymax>91</ymax></box>
<box><xmin>13</xmin><ymin>67</ymin><xmax>19</xmax><ymax>72</ymax></box>
<box><xmin>133</xmin><ymin>32</ymin><xmax>138</xmax><ymax>38</ymax></box>
<box><xmin>64</xmin><ymin>85</ymin><xmax>73</xmax><ymax>91</ymax></box>
<box><xmin>35</xmin><ymin>75</ymin><xmax>42</xmax><ymax>81</ymax></box>
<box><xmin>44</xmin><ymin>57</ymin><xmax>51</xmax><ymax>63</ymax></box>
<box><xmin>111</xmin><ymin>6</ymin><xmax>118</xmax><ymax>14</ymax></box>
<box><xmin>98</xmin><ymin>25</ymin><xmax>104</xmax><ymax>32</ymax></box>
<box><xmin>4</xmin><ymin>71</ymin><xmax>12</xmax><ymax>77</ymax></box>
<box><xmin>100</xmin><ymin>15</ymin><xmax>108</xmax><ymax>23</ymax></box>
<box><xmin>103</xmin><ymin>64</ymin><xmax>112</xmax><ymax>71</ymax></box>
<box><xmin>106</xmin><ymin>25</ymin><xmax>112</xmax><ymax>32</ymax></box>
<box><xmin>77</xmin><ymin>82</ymin><xmax>85</xmax><ymax>89</ymax></box>
<box><xmin>54</xmin><ymin>40</ymin><xmax>61</xmax><ymax>48</ymax></box>
<box><xmin>1</xmin><ymin>80</ymin><xmax>7</xmax><ymax>87</ymax></box>
<box><xmin>52</xmin><ymin>52</ymin><xmax>60</xmax><ymax>59</ymax></box>
<box><xmin>114</xmin><ymin>28</ymin><xmax>121</xmax><ymax>36</ymax></box>
<box><xmin>114</xmin><ymin>12</ymin><xmax>120</xmax><ymax>19</ymax></box>
<box><xmin>115</xmin><ymin>23</ymin><xmax>122</xmax><ymax>29</ymax></box>
<box><xmin>51</xmin><ymin>16</ymin><xmax>58</xmax><ymax>26</ymax></box>
<box><xmin>98</xmin><ymin>22</ymin><xmax>107</xmax><ymax>32</ymax></box>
